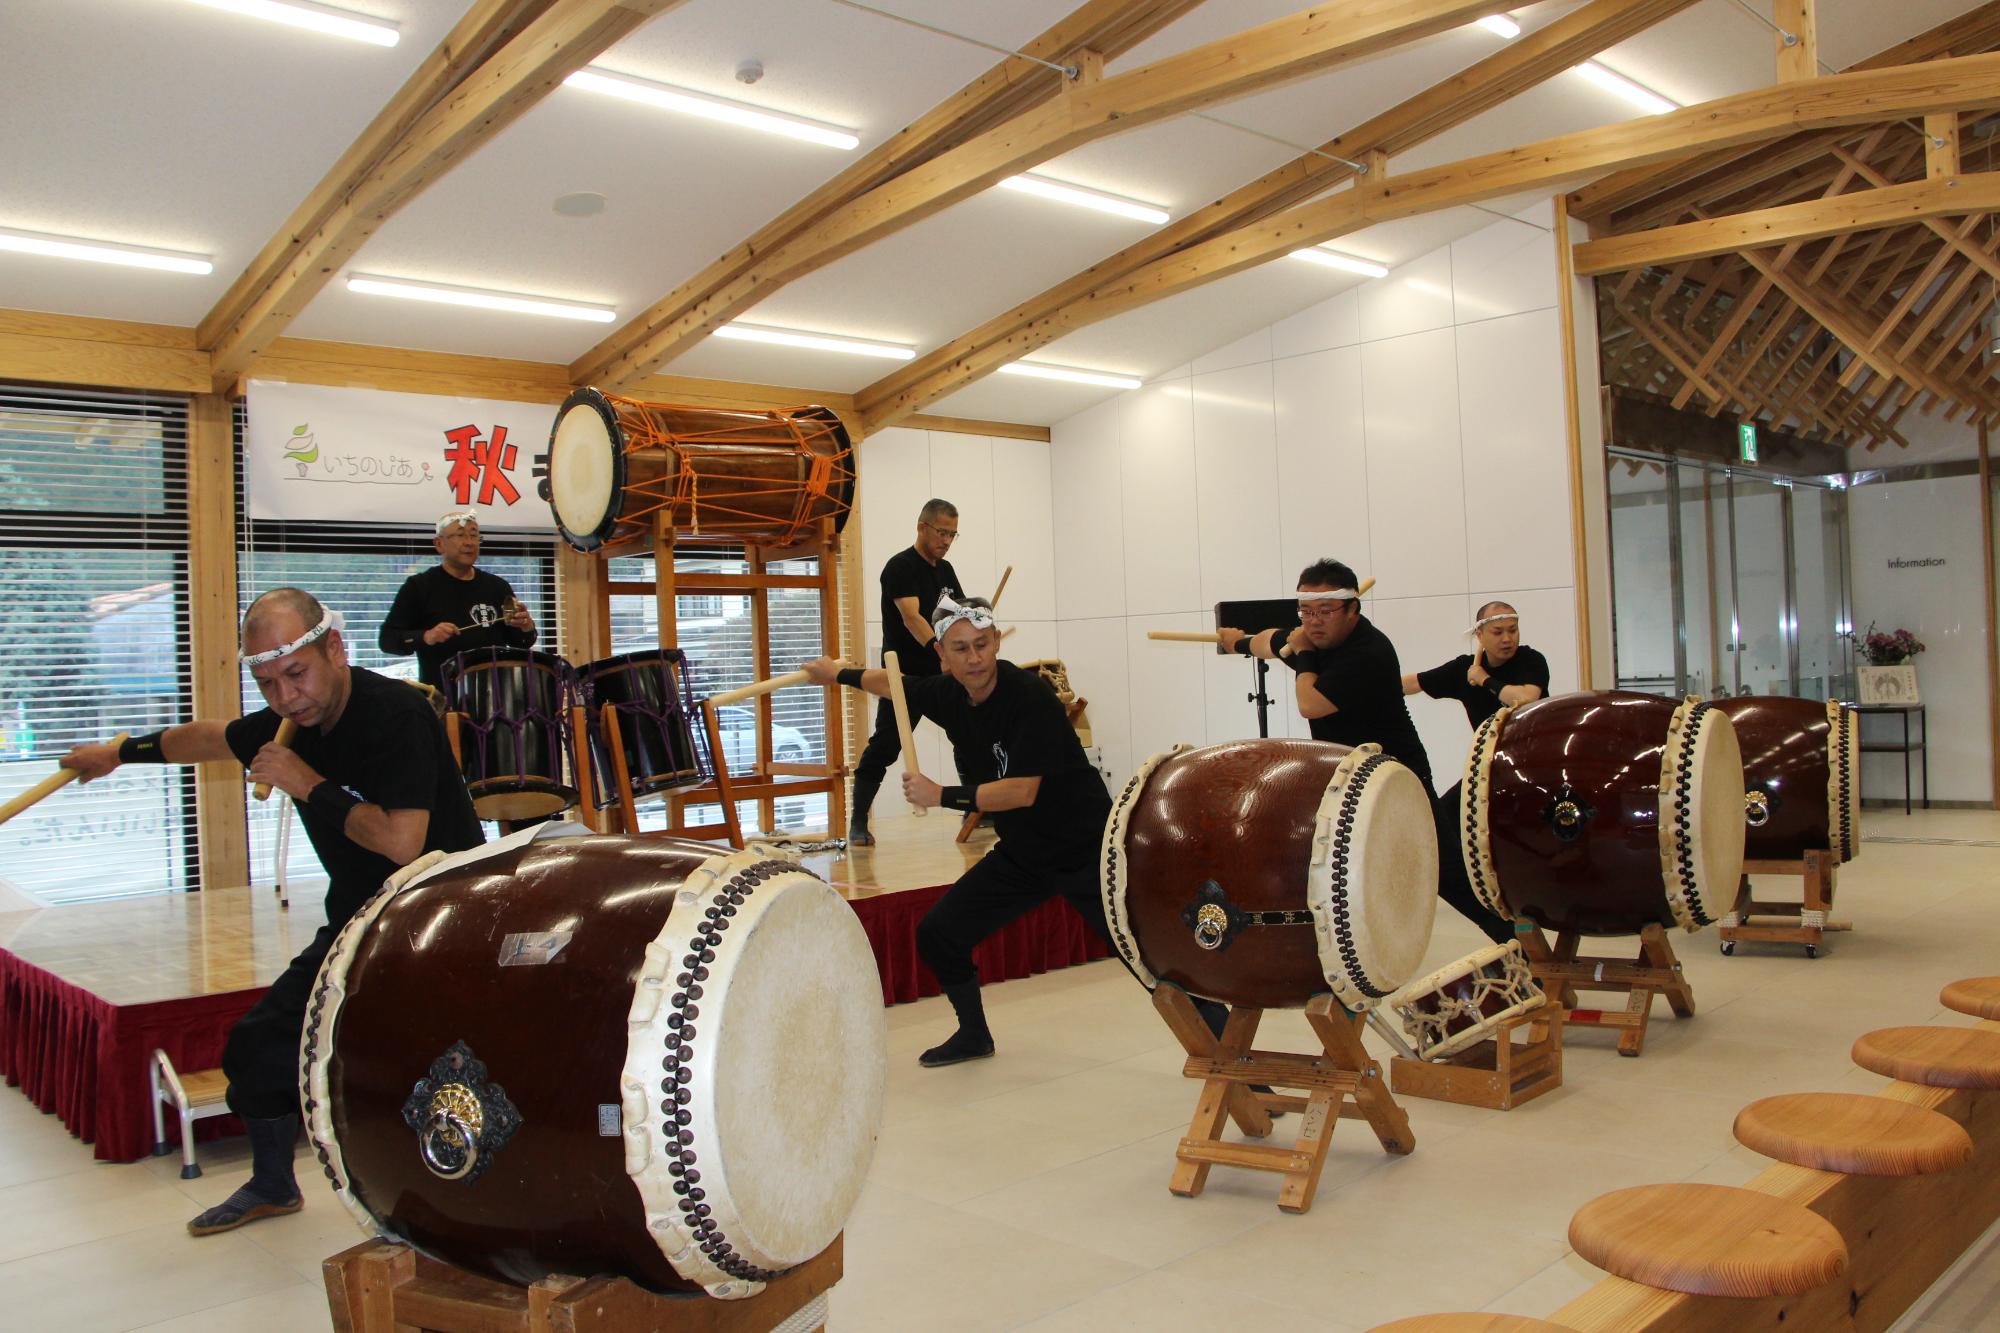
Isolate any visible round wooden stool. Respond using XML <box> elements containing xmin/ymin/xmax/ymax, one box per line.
<box><xmin>1852</xmin><ymin>1026</ymin><xmax>2000</xmax><ymax>1089</ymax></box>
<box><xmin>1568</xmin><ymin>1183</ymin><xmax>1847</xmax><ymax>1298</ymax></box>
<box><xmin>1940</xmin><ymin>977</ymin><xmax>2000</xmax><ymax>1021</ymax></box>
<box><xmin>1369</xmin><ymin>1318</ymin><xmax>1579</xmax><ymax>1333</ymax></box>
<box><xmin>1734</xmin><ymin>1092</ymin><xmax>1972</xmax><ymax>1176</ymax></box>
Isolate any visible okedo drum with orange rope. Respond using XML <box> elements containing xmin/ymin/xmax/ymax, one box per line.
<box><xmin>1710</xmin><ymin>696</ymin><xmax>1860</xmax><ymax>862</ymax></box>
<box><xmin>547</xmin><ymin>389</ymin><xmax>854</xmax><ymax>551</ymax></box>
<box><xmin>1460</xmin><ymin>691</ymin><xmax>1746</xmax><ymax>938</ymax></box>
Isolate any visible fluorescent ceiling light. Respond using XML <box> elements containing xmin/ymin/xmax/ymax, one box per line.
<box><xmin>346</xmin><ymin>275</ymin><xmax>616</xmax><ymax>323</ymax></box>
<box><xmin>0</xmin><ymin>226</ymin><xmax>213</xmax><ymax>275</ymax></box>
<box><xmin>1288</xmin><ymin>246</ymin><xmax>1390</xmax><ymax>278</ymax></box>
<box><xmin>998</xmin><ymin>174</ymin><xmax>1169</xmax><ymax>225</ymax></box>
<box><xmin>1475</xmin><ymin>14</ymin><xmax>1521</xmax><ymax>38</ymax></box>
<box><xmin>565</xmin><ymin>69</ymin><xmax>859</xmax><ymax>150</ymax></box>
<box><xmin>184</xmin><ymin>0</ymin><xmax>399</xmax><ymax>47</ymax></box>
<box><xmin>714</xmin><ymin>323</ymin><xmax>915</xmax><ymax>360</ymax></box>
<box><xmin>997</xmin><ymin>361</ymin><xmax>1142</xmax><ymax>390</ymax></box>
<box><xmin>1575</xmin><ymin>60</ymin><xmax>1678</xmax><ymax>115</ymax></box>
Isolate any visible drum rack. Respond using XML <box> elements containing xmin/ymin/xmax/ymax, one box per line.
<box><xmin>1718</xmin><ymin>848</ymin><xmax>1849</xmax><ymax>958</ymax></box>
<box><xmin>1389</xmin><ymin>1005</ymin><xmax>1569</xmax><ymax>1111</ymax></box>
<box><xmin>1520</xmin><ymin>924</ymin><xmax>1694</xmax><ymax>1058</ymax></box>
<box><xmin>323</xmin><ymin>1234</ymin><xmax>841</xmax><ymax>1333</ymax></box>
<box><xmin>1152</xmin><ymin>984</ymin><xmax>1413</xmax><ymax>1214</ymax></box>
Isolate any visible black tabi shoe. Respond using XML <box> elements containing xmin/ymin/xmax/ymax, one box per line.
<box><xmin>186</xmin><ymin>1181</ymin><xmax>303</xmax><ymax>1236</ymax></box>
<box><xmin>918</xmin><ymin>1027</ymin><xmax>996</xmax><ymax>1067</ymax></box>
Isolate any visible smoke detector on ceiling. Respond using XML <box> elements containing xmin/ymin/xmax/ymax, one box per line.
<box><xmin>736</xmin><ymin>59</ymin><xmax>764</xmax><ymax>85</ymax></box>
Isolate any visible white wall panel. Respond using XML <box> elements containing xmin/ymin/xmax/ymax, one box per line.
<box><xmin>1450</xmin><ymin>214</ymin><xmax>1558</xmax><ymax>324</ymax></box>
<box><xmin>1057</xmin><ymin>617</ymin><xmax>1134</xmax><ymax>789</ymax></box>
<box><xmin>1358</xmin><ymin>246</ymin><xmax>1455</xmax><ymax>343</ymax></box>
<box><xmin>1369</xmin><ymin>594</ymin><xmax>1475</xmax><ymax>795</ymax></box>
<box><xmin>1191</xmin><ymin>324</ymin><xmax>1273</xmax><ymax>375</ymax></box>
<box><xmin>1273</xmin><ymin>345</ymin><xmax>1369</xmax><ymax>585</ymax></box>
<box><xmin>1126</xmin><ymin>613</ymin><xmax>1210</xmax><ymax>772</ymax></box>
<box><xmin>926</xmin><ymin>431</ymin><xmax>995</xmax><ymax>598</ymax></box>
<box><xmin>989</xmin><ymin>436</ymin><xmax>1057</xmax><ymax>620</ymax></box>
<box><xmin>1191</xmin><ymin>361</ymin><xmax>1283</xmax><ymax>611</ymax></box>
<box><xmin>1000</xmin><ymin>619</ymin><xmax>1060</xmax><ymax>665</ymax></box>
<box><xmin>857</xmin><ymin>427</ymin><xmax>931</xmax><ymax>606</ymax></box>
<box><xmin>1457</xmin><ymin>309</ymin><xmax>1572</xmax><ymax>593</ymax></box>
<box><xmin>1272</xmin><ymin>288</ymin><xmax>1359</xmax><ymax>360</ymax></box>
<box><xmin>1050</xmin><ymin>400</ymin><xmax>1126</xmax><ymax>620</ymax></box>
<box><xmin>1362</xmin><ymin>328</ymin><xmax>1467</xmax><ymax>599</ymax></box>
<box><xmin>1119</xmin><ymin>380</ymin><xmax>1202</xmax><ymax>616</ymax></box>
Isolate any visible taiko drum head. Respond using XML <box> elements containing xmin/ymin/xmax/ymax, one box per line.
<box><xmin>548</xmin><ymin>389</ymin><xmax>622</xmax><ymax>551</ymax></box>
<box><xmin>1667</xmin><ymin>698</ymin><xmax>1747</xmax><ymax>930</ymax></box>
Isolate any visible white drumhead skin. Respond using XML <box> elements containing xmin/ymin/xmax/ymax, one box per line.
<box><xmin>1658</xmin><ymin>702</ymin><xmax>1745</xmax><ymax>931</ymax></box>
<box><xmin>1308</xmin><ymin>746</ymin><xmax>1438</xmax><ymax>1010</ymax></box>
<box><xmin>550</xmin><ymin>402</ymin><xmax>616</xmax><ymax>538</ymax></box>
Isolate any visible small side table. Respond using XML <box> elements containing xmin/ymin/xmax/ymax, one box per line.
<box><xmin>1853</xmin><ymin>703</ymin><xmax>1927</xmax><ymax>814</ymax></box>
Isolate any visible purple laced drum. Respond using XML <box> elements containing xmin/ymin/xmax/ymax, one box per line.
<box><xmin>441</xmin><ymin>647</ymin><xmax>578</xmax><ymax>822</ymax></box>
<box><xmin>579</xmin><ymin>649</ymin><xmax>707</xmax><ymax>805</ymax></box>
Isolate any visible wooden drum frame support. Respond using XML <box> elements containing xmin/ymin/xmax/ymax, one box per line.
<box><xmin>1719</xmin><ymin>849</ymin><xmax>1851</xmax><ymax>959</ymax></box>
<box><xmin>1390</xmin><ymin>1006</ymin><xmax>1570</xmax><ymax>1112</ymax></box>
<box><xmin>1153</xmin><ymin>985</ymin><xmax>1413</xmax><ymax>1214</ymax></box>
<box><xmin>593</xmin><ymin>700</ymin><xmax>745</xmax><ymax>849</ymax></box>
<box><xmin>324</xmin><ymin>1234</ymin><xmax>841</xmax><ymax>1333</ymax></box>
<box><xmin>1521</xmin><ymin>925</ymin><xmax>1694</xmax><ymax>1058</ymax></box>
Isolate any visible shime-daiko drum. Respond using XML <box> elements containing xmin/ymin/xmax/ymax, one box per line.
<box><xmin>441</xmin><ymin>647</ymin><xmax>578</xmax><ymax>821</ymax></box>
<box><xmin>1101</xmin><ymin>739</ymin><xmax>1438</xmax><ymax>1012</ymax></box>
<box><xmin>546</xmin><ymin>389</ymin><xmax>855</xmax><ymax>551</ymax></box>
<box><xmin>1460</xmin><ymin>691</ymin><xmax>1746</xmax><ymax>937</ymax></box>
<box><xmin>300</xmin><ymin>827</ymin><xmax>886</xmax><ymax>1298</ymax></box>
<box><xmin>1386</xmin><ymin>941</ymin><xmax>1546</xmax><ymax>1062</ymax></box>
<box><xmin>1710</xmin><ymin>696</ymin><xmax>1860</xmax><ymax>862</ymax></box>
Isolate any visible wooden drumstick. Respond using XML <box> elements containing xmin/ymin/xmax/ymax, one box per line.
<box><xmin>1279</xmin><ymin>576</ymin><xmax>1377</xmax><ymax>658</ymax></box>
<box><xmin>991</xmin><ymin>565</ymin><xmax>1013</xmax><ymax>610</ymax></box>
<box><xmin>883</xmin><ymin>650</ymin><xmax>926</xmax><ymax>819</ymax></box>
<box><xmin>252</xmin><ymin>718</ymin><xmax>299</xmax><ymax>802</ymax></box>
<box><xmin>0</xmin><ymin>732</ymin><xmax>129</xmax><ymax>829</ymax></box>
<box><xmin>709</xmin><ymin>671</ymin><xmax>811</xmax><ymax>708</ymax></box>
<box><xmin>1147</xmin><ymin>630</ymin><xmax>1225</xmax><ymax>643</ymax></box>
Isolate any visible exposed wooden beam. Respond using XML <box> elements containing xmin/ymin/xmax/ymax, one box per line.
<box><xmin>1829</xmin><ymin>146</ymin><xmax>2000</xmax><ymax>286</ymax></box>
<box><xmin>587</xmin><ymin>0</ymin><xmax>1519</xmax><ymax>392</ymax></box>
<box><xmin>1927</xmin><ymin>112</ymin><xmax>1962</xmax><ymax>177</ymax></box>
<box><xmin>565</xmin><ymin>0</ymin><xmax>1207</xmax><ymax>388</ymax></box>
<box><xmin>854</xmin><ymin>0</ymin><xmax>1702</xmax><ymax>428</ymax></box>
<box><xmin>1573</xmin><ymin>172</ymin><xmax>2000</xmax><ymax>274</ymax></box>
<box><xmin>203</xmin><ymin>0</ymin><xmax>687</xmax><ymax>383</ymax></box>
<box><xmin>1775</xmin><ymin>0</ymin><xmax>1817</xmax><ymax>82</ymax></box>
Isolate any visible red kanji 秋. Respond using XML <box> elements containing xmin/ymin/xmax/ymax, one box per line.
<box><xmin>443</xmin><ymin>424</ymin><xmax>521</xmax><ymax>506</ymax></box>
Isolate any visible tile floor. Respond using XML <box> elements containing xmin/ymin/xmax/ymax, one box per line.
<box><xmin>1</xmin><ymin>807</ymin><xmax>1996</xmax><ymax>1330</ymax></box>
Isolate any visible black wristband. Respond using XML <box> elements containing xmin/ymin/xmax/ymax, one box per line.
<box><xmin>1484</xmin><ymin>677</ymin><xmax>1505</xmax><ymax>697</ymax></box>
<box><xmin>308</xmin><ymin>780</ymin><xmax>360</xmax><ymax>829</ymax></box>
<box><xmin>1277</xmin><ymin>647</ymin><xmax>1307</xmax><ymax>673</ymax></box>
<box><xmin>836</xmin><ymin>667</ymin><xmax>865</xmax><ymax>688</ymax></box>
<box><xmin>1235</xmin><ymin>636</ymin><xmax>1255</xmax><ymax>657</ymax></box>
<box><xmin>940</xmin><ymin>785</ymin><xmax>977</xmax><ymax>813</ymax></box>
<box><xmin>118</xmin><ymin>730</ymin><xmax>170</xmax><ymax>763</ymax></box>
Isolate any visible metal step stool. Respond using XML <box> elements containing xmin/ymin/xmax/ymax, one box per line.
<box><xmin>149</xmin><ymin>1050</ymin><xmax>231</xmax><ymax>1179</ymax></box>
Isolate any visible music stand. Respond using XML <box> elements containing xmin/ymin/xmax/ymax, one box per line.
<box><xmin>1214</xmin><ymin>598</ymin><xmax>1301</xmax><ymax>738</ymax></box>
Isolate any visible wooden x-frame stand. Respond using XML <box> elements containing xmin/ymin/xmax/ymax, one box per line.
<box><xmin>1520</xmin><ymin>924</ymin><xmax>1694</xmax><ymax>1058</ymax></box>
<box><xmin>1718</xmin><ymin>849</ymin><xmax>1849</xmax><ymax>958</ymax></box>
<box><xmin>1153</xmin><ymin>985</ymin><xmax>1412</xmax><ymax>1214</ymax></box>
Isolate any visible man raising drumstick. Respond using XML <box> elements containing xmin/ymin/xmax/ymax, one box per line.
<box><xmin>804</xmin><ymin>593</ymin><xmax>1113</xmax><ymax>1067</ymax></box>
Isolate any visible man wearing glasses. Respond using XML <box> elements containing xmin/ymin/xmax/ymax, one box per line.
<box><xmin>1219</xmin><ymin>558</ymin><xmax>1432</xmax><ymax>791</ymax></box>
<box><xmin>849</xmin><ymin>498</ymin><xmax>962</xmax><ymax>846</ymax></box>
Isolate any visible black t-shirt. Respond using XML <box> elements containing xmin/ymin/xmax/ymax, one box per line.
<box><xmin>1297</xmin><ymin>615</ymin><xmax>1433</xmax><ymax>790</ymax></box>
<box><xmin>379</xmin><ymin>565</ymin><xmax>537</xmax><ymax>685</ymax></box>
<box><xmin>227</xmin><ymin>666</ymin><xmax>484</xmax><ymax>924</ymax></box>
<box><xmin>879</xmin><ymin>547</ymin><xmax>960</xmax><ymax>677</ymax></box>
<box><xmin>1418</xmin><ymin>645</ymin><xmax>1552</xmax><ymax>728</ymax></box>
<box><xmin>905</xmin><ymin>662</ymin><xmax>1110</xmax><ymax>871</ymax></box>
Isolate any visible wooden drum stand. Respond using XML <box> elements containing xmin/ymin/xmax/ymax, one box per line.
<box><xmin>1153</xmin><ymin>985</ymin><xmax>1413</xmax><ymax>1214</ymax></box>
<box><xmin>1719</xmin><ymin>848</ymin><xmax>1850</xmax><ymax>959</ymax></box>
<box><xmin>325</xmin><ymin>1235</ymin><xmax>841</xmax><ymax>1333</ymax></box>
<box><xmin>1520</xmin><ymin>925</ymin><xmax>1694</xmax><ymax>1058</ymax></box>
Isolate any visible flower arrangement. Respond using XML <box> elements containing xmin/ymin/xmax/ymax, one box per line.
<box><xmin>1858</xmin><ymin>624</ymin><xmax>1926</xmax><ymax>667</ymax></box>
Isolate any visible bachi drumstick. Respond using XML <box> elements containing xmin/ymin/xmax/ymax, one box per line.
<box><xmin>883</xmin><ymin>650</ymin><xmax>926</xmax><ymax>819</ymax></box>
<box><xmin>991</xmin><ymin>565</ymin><xmax>1013</xmax><ymax>610</ymax></box>
<box><xmin>709</xmin><ymin>671</ymin><xmax>811</xmax><ymax>707</ymax></box>
<box><xmin>251</xmin><ymin>718</ymin><xmax>299</xmax><ymax>802</ymax></box>
<box><xmin>0</xmin><ymin>732</ymin><xmax>130</xmax><ymax>828</ymax></box>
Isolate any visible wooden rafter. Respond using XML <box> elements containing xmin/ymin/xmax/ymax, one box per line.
<box><xmin>202</xmin><ymin>0</ymin><xmax>687</xmax><ymax>382</ymax></box>
<box><xmin>582</xmin><ymin>0</ymin><xmax>1518</xmax><ymax>393</ymax></box>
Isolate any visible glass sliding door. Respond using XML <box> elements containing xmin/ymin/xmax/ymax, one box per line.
<box><xmin>1728</xmin><ymin>473</ymin><xmax>1790</xmax><ymax>697</ymax></box>
<box><xmin>1608</xmin><ymin>454</ymin><xmax>1678</xmax><ymax>694</ymax></box>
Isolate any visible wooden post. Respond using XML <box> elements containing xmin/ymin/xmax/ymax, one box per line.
<box><xmin>555</xmin><ymin>545</ymin><xmax>610</xmax><ymax>666</ymax></box>
<box><xmin>748</xmin><ymin>545</ymin><xmax>774</xmax><ymax>834</ymax></box>
<box><xmin>187</xmin><ymin>392</ymin><xmax>249</xmax><ymax>889</ymax></box>
<box><xmin>1553</xmin><ymin>192</ymin><xmax>1595</xmax><ymax>688</ymax></box>
<box><xmin>1774</xmin><ymin>0</ymin><xmax>1817</xmax><ymax>82</ymax></box>
<box><xmin>820</xmin><ymin>522</ymin><xmax>848</xmax><ymax>836</ymax></box>
<box><xmin>1981</xmin><ymin>421</ymin><xmax>1997</xmax><ymax>809</ymax></box>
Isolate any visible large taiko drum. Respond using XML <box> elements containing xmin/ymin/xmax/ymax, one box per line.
<box><xmin>547</xmin><ymin>389</ymin><xmax>855</xmax><ymax>551</ymax></box>
<box><xmin>1461</xmin><ymin>691</ymin><xmax>1745</xmax><ymax>938</ymax></box>
<box><xmin>441</xmin><ymin>647</ymin><xmax>578</xmax><ymax>821</ymax></box>
<box><xmin>300</xmin><ymin>828</ymin><xmax>886</xmax><ymax>1299</ymax></box>
<box><xmin>1711</xmin><ymin>696</ymin><xmax>1860</xmax><ymax>862</ymax></box>
<box><xmin>1101</xmin><ymin>739</ymin><xmax>1438</xmax><ymax>1012</ymax></box>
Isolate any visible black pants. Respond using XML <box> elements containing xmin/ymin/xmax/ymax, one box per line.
<box><xmin>223</xmin><ymin>922</ymin><xmax>339</xmax><ymax>1119</ymax></box>
<box><xmin>916</xmin><ymin>844</ymin><xmax>1111</xmax><ymax>988</ymax></box>
<box><xmin>1434</xmin><ymin>781</ymin><xmax>1515</xmax><ymax>945</ymax></box>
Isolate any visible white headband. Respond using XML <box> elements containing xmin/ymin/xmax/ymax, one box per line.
<box><xmin>1466</xmin><ymin>612</ymin><xmax>1520</xmax><ymax>634</ymax></box>
<box><xmin>241</xmin><ymin>608</ymin><xmax>341</xmax><ymax>666</ymax></box>
<box><xmin>931</xmin><ymin>592</ymin><xmax>996</xmax><ymax>635</ymax></box>
<box><xmin>1296</xmin><ymin>589</ymin><xmax>1360</xmax><ymax>602</ymax></box>
<box><xmin>436</xmin><ymin>510</ymin><xmax>478</xmax><ymax>535</ymax></box>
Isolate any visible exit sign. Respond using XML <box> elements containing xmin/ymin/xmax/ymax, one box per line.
<box><xmin>1737</xmin><ymin>422</ymin><xmax>1759</xmax><ymax>463</ymax></box>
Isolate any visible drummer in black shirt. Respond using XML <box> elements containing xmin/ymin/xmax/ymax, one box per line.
<box><xmin>848</xmin><ymin>498</ymin><xmax>963</xmax><ymax>846</ymax></box>
<box><xmin>1402</xmin><ymin>600</ymin><xmax>1550</xmax><ymax>943</ymax></box>
<box><xmin>805</xmin><ymin>593</ymin><xmax>1112</xmax><ymax>1068</ymax></box>
<box><xmin>379</xmin><ymin>510</ymin><xmax>538</xmax><ymax>686</ymax></box>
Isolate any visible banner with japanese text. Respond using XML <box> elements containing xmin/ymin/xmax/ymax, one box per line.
<box><xmin>244</xmin><ymin>380</ymin><xmax>559</xmax><ymax>531</ymax></box>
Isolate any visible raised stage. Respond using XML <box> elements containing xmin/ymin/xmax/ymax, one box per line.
<box><xmin>0</xmin><ymin>817</ymin><xmax>1109</xmax><ymax>1162</ymax></box>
